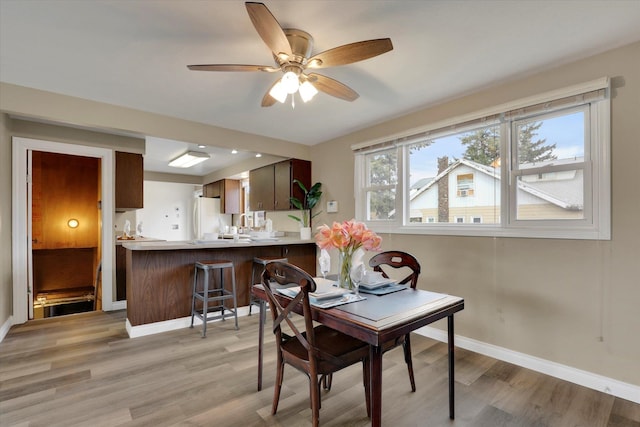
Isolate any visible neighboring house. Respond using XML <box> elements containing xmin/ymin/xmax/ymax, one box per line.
<box><xmin>409</xmin><ymin>158</ymin><xmax>584</xmax><ymax>224</ymax></box>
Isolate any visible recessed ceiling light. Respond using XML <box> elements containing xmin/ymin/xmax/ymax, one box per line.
<box><xmin>231</xmin><ymin>149</ymin><xmax>238</xmax><ymax>154</ymax></box>
<box><xmin>197</xmin><ymin>144</ymin><xmax>206</xmax><ymax>149</ymax></box>
<box><xmin>255</xmin><ymin>153</ymin><xmax>262</xmax><ymax>158</ymax></box>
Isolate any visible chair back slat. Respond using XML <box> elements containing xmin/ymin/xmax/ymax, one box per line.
<box><xmin>262</xmin><ymin>262</ymin><xmax>317</xmax><ymax>353</ymax></box>
<box><xmin>369</xmin><ymin>251</ymin><xmax>421</xmax><ymax>288</ymax></box>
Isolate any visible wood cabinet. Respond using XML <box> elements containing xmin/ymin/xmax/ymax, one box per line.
<box><xmin>250</xmin><ymin>159</ymin><xmax>311</xmax><ymax>211</ymax></box>
<box><xmin>203</xmin><ymin>179</ymin><xmax>241</xmax><ymax>214</ymax></box>
<box><xmin>249</xmin><ymin>164</ymin><xmax>275</xmax><ymax>211</ymax></box>
<box><xmin>115</xmin><ymin>244</ymin><xmax>127</xmax><ymax>301</ymax></box>
<box><xmin>115</xmin><ymin>151</ymin><xmax>143</xmax><ymax>211</ymax></box>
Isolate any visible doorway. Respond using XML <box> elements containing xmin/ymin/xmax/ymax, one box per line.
<box><xmin>12</xmin><ymin>137</ymin><xmax>114</xmax><ymax>324</ymax></box>
<box><xmin>31</xmin><ymin>151</ymin><xmax>101</xmax><ymax>318</ymax></box>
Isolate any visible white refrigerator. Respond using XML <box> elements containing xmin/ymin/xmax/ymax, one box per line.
<box><xmin>192</xmin><ymin>196</ymin><xmax>222</xmax><ymax>240</ymax></box>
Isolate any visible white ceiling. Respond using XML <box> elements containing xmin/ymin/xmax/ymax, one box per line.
<box><xmin>2</xmin><ymin>0</ymin><xmax>640</xmax><ymax>176</ymax></box>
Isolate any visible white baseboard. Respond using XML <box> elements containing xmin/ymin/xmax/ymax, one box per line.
<box><xmin>415</xmin><ymin>325</ymin><xmax>640</xmax><ymax>404</ymax></box>
<box><xmin>0</xmin><ymin>316</ymin><xmax>13</xmax><ymax>343</ymax></box>
<box><xmin>126</xmin><ymin>306</ymin><xmax>252</xmax><ymax>338</ymax></box>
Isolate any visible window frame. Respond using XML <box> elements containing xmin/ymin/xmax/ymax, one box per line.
<box><xmin>354</xmin><ymin>78</ymin><xmax>611</xmax><ymax>240</ymax></box>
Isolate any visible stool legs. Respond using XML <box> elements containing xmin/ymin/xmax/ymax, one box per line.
<box><xmin>191</xmin><ymin>261</ymin><xmax>239</xmax><ymax>337</ymax></box>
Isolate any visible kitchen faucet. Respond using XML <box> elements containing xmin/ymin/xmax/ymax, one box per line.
<box><xmin>237</xmin><ymin>213</ymin><xmax>250</xmax><ymax>233</ymax></box>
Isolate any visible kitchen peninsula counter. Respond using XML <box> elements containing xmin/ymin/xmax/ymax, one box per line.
<box><xmin>122</xmin><ymin>237</ymin><xmax>316</xmax><ymax>337</ymax></box>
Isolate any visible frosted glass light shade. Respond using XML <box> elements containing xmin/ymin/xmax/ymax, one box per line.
<box><xmin>281</xmin><ymin>71</ymin><xmax>300</xmax><ymax>94</ymax></box>
<box><xmin>299</xmin><ymin>81</ymin><xmax>318</xmax><ymax>102</ymax></box>
<box><xmin>269</xmin><ymin>81</ymin><xmax>287</xmax><ymax>103</ymax></box>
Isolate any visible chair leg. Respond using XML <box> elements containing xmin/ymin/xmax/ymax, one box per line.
<box><xmin>272</xmin><ymin>354</ymin><xmax>284</xmax><ymax>415</ymax></box>
<box><xmin>403</xmin><ymin>334</ymin><xmax>416</xmax><ymax>392</ymax></box>
<box><xmin>363</xmin><ymin>358</ymin><xmax>371</xmax><ymax>418</ymax></box>
<box><xmin>310</xmin><ymin>374</ymin><xmax>320</xmax><ymax>427</ymax></box>
<box><xmin>322</xmin><ymin>373</ymin><xmax>332</xmax><ymax>391</ymax></box>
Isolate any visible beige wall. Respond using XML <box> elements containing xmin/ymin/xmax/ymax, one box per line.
<box><xmin>1</xmin><ymin>42</ymin><xmax>638</xmax><ymax>388</ymax></box>
<box><xmin>310</xmin><ymin>41</ymin><xmax>640</xmax><ymax>387</ymax></box>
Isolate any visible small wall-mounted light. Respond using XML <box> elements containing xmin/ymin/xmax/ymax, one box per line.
<box><xmin>67</xmin><ymin>218</ymin><xmax>79</xmax><ymax>228</ymax></box>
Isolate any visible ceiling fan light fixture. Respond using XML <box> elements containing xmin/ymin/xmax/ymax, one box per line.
<box><xmin>269</xmin><ymin>81</ymin><xmax>287</xmax><ymax>103</ymax></box>
<box><xmin>299</xmin><ymin>80</ymin><xmax>318</xmax><ymax>102</ymax></box>
<box><xmin>168</xmin><ymin>151</ymin><xmax>210</xmax><ymax>168</ymax></box>
<box><xmin>281</xmin><ymin>71</ymin><xmax>300</xmax><ymax>94</ymax></box>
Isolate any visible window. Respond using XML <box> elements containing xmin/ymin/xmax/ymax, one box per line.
<box><xmin>361</xmin><ymin>149</ymin><xmax>397</xmax><ymax>221</ymax></box>
<box><xmin>457</xmin><ymin>174</ymin><xmax>475</xmax><ymax>197</ymax></box>
<box><xmin>354</xmin><ymin>78</ymin><xmax>610</xmax><ymax>240</ymax></box>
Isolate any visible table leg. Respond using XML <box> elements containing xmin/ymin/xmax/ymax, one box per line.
<box><xmin>448</xmin><ymin>314</ymin><xmax>455</xmax><ymax>419</ymax></box>
<box><xmin>370</xmin><ymin>344</ymin><xmax>383</xmax><ymax>427</ymax></box>
<box><xmin>257</xmin><ymin>299</ymin><xmax>266</xmax><ymax>391</ymax></box>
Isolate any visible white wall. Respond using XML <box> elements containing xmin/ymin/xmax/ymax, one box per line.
<box><xmin>138</xmin><ymin>181</ymin><xmax>199</xmax><ymax>241</ymax></box>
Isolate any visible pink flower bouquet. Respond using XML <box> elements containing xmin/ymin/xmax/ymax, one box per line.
<box><xmin>315</xmin><ymin>219</ymin><xmax>382</xmax><ymax>289</ymax></box>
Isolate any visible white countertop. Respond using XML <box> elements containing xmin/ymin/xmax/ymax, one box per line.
<box><xmin>115</xmin><ymin>236</ymin><xmax>165</xmax><ymax>245</ymax></box>
<box><xmin>122</xmin><ymin>236</ymin><xmax>314</xmax><ymax>250</ymax></box>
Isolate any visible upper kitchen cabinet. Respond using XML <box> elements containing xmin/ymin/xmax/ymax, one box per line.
<box><xmin>115</xmin><ymin>151</ymin><xmax>143</xmax><ymax>211</ymax></box>
<box><xmin>250</xmin><ymin>159</ymin><xmax>311</xmax><ymax>211</ymax></box>
<box><xmin>249</xmin><ymin>164</ymin><xmax>275</xmax><ymax>211</ymax></box>
<box><xmin>203</xmin><ymin>179</ymin><xmax>241</xmax><ymax>214</ymax></box>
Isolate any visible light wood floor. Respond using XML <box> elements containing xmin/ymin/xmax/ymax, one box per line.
<box><xmin>1</xmin><ymin>310</ymin><xmax>638</xmax><ymax>427</ymax></box>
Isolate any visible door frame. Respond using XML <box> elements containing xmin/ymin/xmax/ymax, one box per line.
<box><xmin>12</xmin><ymin>137</ymin><xmax>115</xmax><ymax>323</ymax></box>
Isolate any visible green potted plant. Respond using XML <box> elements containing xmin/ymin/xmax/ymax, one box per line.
<box><xmin>288</xmin><ymin>180</ymin><xmax>322</xmax><ymax>239</ymax></box>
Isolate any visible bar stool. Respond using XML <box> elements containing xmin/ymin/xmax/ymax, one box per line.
<box><xmin>248</xmin><ymin>256</ymin><xmax>288</xmax><ymax>315</ymax></box>
<box><xmin>190</xmin><ymin>260</ymin><xmax>239</xmax><ymax>337</ymax></box>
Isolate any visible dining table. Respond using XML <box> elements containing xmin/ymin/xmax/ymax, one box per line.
<box><xmin>251</xmin><ymin>281</ymin><xmax>465</xmax><ymax>427</ymax></box>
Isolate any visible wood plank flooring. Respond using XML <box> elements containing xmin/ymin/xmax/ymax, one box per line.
<box><xmin>1</xmin><ymin>310</ymin><xmax>638</xmax><ymax>427</ymax></box>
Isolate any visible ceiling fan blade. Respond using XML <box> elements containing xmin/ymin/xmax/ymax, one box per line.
<box><xmin>260</xmin><ymin>78</ymin><xmax>281</xmax><ymax>107</ymax></box>
<box><xmin>187</xmin><ymin>64</ymin><xmax>279</xmax><ymax>72</ymax></box>
<box><xmin>307</xmin><ymin>73</ymin><xmax>359</xmax><ymax>101</ymax></box>
<box><xmin>245</xmin><ymin>2</ymin><xmax>292</xmax><ymax>59</ymax></box>
<box><xmin>306</xmin><ymin>38</ymin><xmax>393</xmax><ymax>69</ymax></box>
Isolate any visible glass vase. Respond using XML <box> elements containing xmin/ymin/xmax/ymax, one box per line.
<box><xmin>338</xmin><ymin>251</ymin><xmax>353</xmax><ymax>290</ymax></box>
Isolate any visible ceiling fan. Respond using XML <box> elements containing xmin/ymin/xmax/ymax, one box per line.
<box><xmin>187</xmin><ymin>2</ymin><xmax>393</xmax><ymax>107</ymax></box>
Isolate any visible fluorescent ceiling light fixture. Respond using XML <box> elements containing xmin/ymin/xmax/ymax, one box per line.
<box><xmin>168</xmin><ymin>151</ymin><xmax>210</xmax><ymax>168</ymax></box>
<box><xmin>299</xmin><ymin>81</ymin><xmax>318</xmax><ymax>102</ymax></box>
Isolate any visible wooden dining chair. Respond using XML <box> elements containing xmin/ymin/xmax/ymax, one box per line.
<box><xmin>262</xmin><ymin>261</ymin><xmax>371</xmax><ymax>426</ymax></box>
<box><xmin>369</xmin><ymin>250</ymin><xmax>421</xmax><ymax>391</ymax></box>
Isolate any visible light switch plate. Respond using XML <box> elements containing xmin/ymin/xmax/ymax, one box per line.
<box><xmin>327</xmin><ymin>200</ymin><xmax>338</xmax><ymax>213</ymax></box>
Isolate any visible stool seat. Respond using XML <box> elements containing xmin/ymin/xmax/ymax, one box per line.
<box><xmin>249</xmin><ymin>256</ymin><xmax>288</xmax><ymax>315</ymax></box>
<box><xmin>196</xmin><ymin>260</ymin><xmax>234</xmax><ymax>269</ymax></box>
<box><xmin>191</xmin><ymin>259</ymin><xmax>238</xmax><ymax>337</ymax></box>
